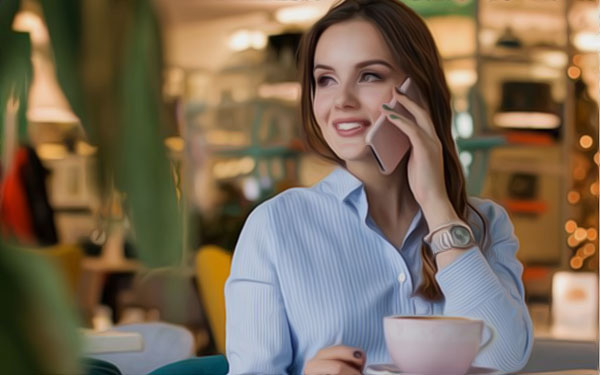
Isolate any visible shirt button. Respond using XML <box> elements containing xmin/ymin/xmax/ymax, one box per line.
<box><xmin>397</xmin><ymin>272</ymin><xmax>407</xmax><ymax>283</ymax></box>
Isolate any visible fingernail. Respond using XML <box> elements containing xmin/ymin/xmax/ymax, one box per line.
<box><xmin>389</xmin><ymin>114</ymin><xmax>400</xmax><ymax>119</ymax></box>
<box><xmin>353</xmin><ymin>351</ymin><xmax>363</xmax><ymax>359</ymax></box>
<box><xmin>382</xmin><ymin>103</ymin><xmax>392</xmax><ymax>111</ymax></box>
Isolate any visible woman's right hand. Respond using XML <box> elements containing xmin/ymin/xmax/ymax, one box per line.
<box><xmin>304</xmin><ymin>345</ymin><xmax>366</xmax><ymax>375</ymax></box>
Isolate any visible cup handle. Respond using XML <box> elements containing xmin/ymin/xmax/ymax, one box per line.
<box><xmin>479</xmin><ymin>323</ymin><xmax>496</xmax><ymax>352</ymax></box>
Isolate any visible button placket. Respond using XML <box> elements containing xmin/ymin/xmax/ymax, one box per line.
<box><xmin>414</xmin><ymin>297</ymin><xmax>432</xmax><ymax>315</ymax></box>
<box><xmin>397</xmin><ymin>272</ymin><xmax>407</xmax><ymax>283</ymax></box>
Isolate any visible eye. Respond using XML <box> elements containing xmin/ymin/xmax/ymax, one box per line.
<box><xmin>316</xmin><ymin>76</ymin><xmax>335</xmax><ymax>87</ymax></box>
<box><xmin>361</xmin><ymin>72</ymin><xmax>382</xmax><ymax>82</ymax></box>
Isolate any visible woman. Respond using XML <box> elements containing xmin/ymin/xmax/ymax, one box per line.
<box><xmin>225</xmin><ymin>0</ymin><xmax>533</xmax><ymax>373</ymax></box>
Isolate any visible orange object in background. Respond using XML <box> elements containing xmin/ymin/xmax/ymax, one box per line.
<box><xmin>503</xmin><ymin>199</ymin><xmax>548</xmax><ymax>215</ymax></box>
<box><xmin>505</xmin><ymin>131</ymin><xmax>554</xmax><ymax>146</ymax></box>
<box><xmin>26</xmin><ymin>244</ymin><xmax>83</xmax><ymax>297</ymax></box>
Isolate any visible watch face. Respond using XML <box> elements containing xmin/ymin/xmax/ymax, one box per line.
<box><xmin>451</xmin><ymin>226</ymin><xmax>472</xmax><ymax>247</ymax></box>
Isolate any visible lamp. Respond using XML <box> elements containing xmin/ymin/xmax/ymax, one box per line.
<box><xmin>495</xmin><ymin>26</ymin><xmax>522</xmax><ymax>49</ymax></box>
<box><xmin>12</xmin><ymin>3</ymin><xmax>82</xmax><ymax>145</ymax></box>
<box><xmin>493</xmin><ymin>81</ymin><xmax>561</xmax><ymax>129</ymax></box>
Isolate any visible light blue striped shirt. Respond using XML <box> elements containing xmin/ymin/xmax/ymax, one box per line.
<box><xmin>225</xmin><ymin>167</ymin><xmax>533</xmax><ymax>374</ymax></box>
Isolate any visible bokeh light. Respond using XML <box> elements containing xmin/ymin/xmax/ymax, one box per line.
<box><xmin>587</xmin><ymin>228</ymin><xmax>598</xmax><ymax>241</ymax></box>
<box><xmin>583</xmin><ymin>243</ymin><xmax>596</xmax><ymax>256</ymax></box>
<box><xmin>565</xmin><ymin>220</ymin><xmax>577</xmax><ymax>233</ymax></box>
<box><xmin>567</xmin><ymin>66</ymin><xmax>581</xmax><ymax>79</ymax></box>
<box><xmin>590</xmin><ymin>182</ymin><xmax>599</xmax><ymax>196</ymax></box>
<box><xmin>579</xmin><ymin>135</ymin><xmax>593</xmax><ymax>149</ymax></box>
<box><xmin>570</xmin><ymin>256</ymin><xmax>583</xmax><ymax>269</ymax></box>
<box><xmin>574</xmin><ymin>227</ymin><xmax>588</xmax><ymax>241</ymax></box>
<box><xmin>568</xmin><ymin>234</ymin><xmax>579</xmax><ymax>247</ymax></box>
<box><xmin>567</xmin><ymin>190</ymin><xmax>581</xmax><ymax>204</ymax></box>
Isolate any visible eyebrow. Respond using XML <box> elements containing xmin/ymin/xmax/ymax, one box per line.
<box><xmin>313</xmin><ymin>59</ymin><xmax>393</xmax><ymax>72</ymax></box>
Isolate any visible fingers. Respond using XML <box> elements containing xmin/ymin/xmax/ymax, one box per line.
<box><xmin>304</xmin><ymin>359</ymin><xmax>363</xmax><ymax>375</ymax></box>
<box><xmin>380</xmin><ymin>105</ymin><xmax>420</xmax><ymax>139</ymax></box>
<box><xmin>305</xmin><ymin>345</ymin><xmax>366</xmax><ymax>375</ymax></box>
<box><xmin>315</xmin><ymin>345</ymin><xmax>366</xmax><ymax>369</ymax></box>
<box><xmin>391</xmin><ymin>87</ymin><xmax>436</xmax><ymax>139</ymax></box>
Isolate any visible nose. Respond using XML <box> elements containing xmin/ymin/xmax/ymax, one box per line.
<box><xmin>333</xmin><ymin>83</ymin><xmax>359</xmax><ymax>109</ymax></box>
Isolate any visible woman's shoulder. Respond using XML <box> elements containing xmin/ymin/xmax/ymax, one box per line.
<box><xmin>467</xmin><ymin>196</ymin><xmax>511</xmax><ymax>224</ymax></box>
<box><xmin>247</xmin><ymin>181</ymin><xmax>336</xmax><ymax>221</ymax></box>
<box><xmin>466</xmin><ymin>196</ymin><xmax>515</xmax><ymax>242</ymax></box>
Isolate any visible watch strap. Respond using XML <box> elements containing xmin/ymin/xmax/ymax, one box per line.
<box><xmin>424</xmin><ymin>221</ymin><xmax>475</xmax><ymax>255</ymax></box>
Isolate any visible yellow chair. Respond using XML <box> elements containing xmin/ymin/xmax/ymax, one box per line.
<box><xmin>28</xmin><ymin>243</ymin><xmax>83</xmax><ymax>296</ymax></box>
<box><xmin>195</xmin><ymin>245</ymin><xmax>232</xmax><ymax>354</ymax></box>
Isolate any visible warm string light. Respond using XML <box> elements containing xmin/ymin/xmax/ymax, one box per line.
<box><xmin>565</xmin><ymin>220</ymin><xmax>577</xmax><ymax>233</ymax></box>
<box><xmin>573</xmin><ymin>246</ymin><xmax>597</xmax><ymax>268</ymax></box>
<box><xmin>590</xmin><ymin>181</ymin><xmax>599</xmax><ymax>196</ymax></box>
<box><xmin>567</xmin><ymin>131</ymin><xmax>598</xmax><ymax>271</ymax></box>
<box><xmin>567</xmin><ymin>190</ymin><xmax>581</xmax><ymax>204</ymax></box>
<box><xmin>574</xmin><ymin>227</ymin><xmax>587</xmax><ymax>241</ymax></box>
<box><xmin>567</xmin><ymin>66</ymin><xmax>581</xmax><ymax>79</ymax></box>
<box><xmin>566</xmin><ymin>221</ymin><xmax>599</xmax><ymax>251</ymax></box>
<box><xmin>583</xmin><ymin>243</ymin><xmax>596</xmax><ymax>256</ymax></box>
<box><xmin>570</xmin><ymin>256</ymin><xmax>583</xmax><ymax>269</ymax></box>
<box><xmin>579</xmin><ymin>135</ymin><xmax>593</xmax><ymax>149</ymax></box>
<box><xmin>568</xmin><ymin>234</ymin><xmax>579</xmax><ymax>247</ymax></box>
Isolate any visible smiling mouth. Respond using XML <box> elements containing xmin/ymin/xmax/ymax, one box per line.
<box><xmin>333</xmin><ymin>121</ymin><xmax>370</xmax><ymax>137</ymax></box>
<box><xmin>335</xmin><ymin>122</ymin><xmax>366</xmax><ymax>131</ymax></box>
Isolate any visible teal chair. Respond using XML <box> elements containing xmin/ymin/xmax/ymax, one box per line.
<box><xmin>83</xmin><ymin>358</ymin><xmax>122</xmax><ymax>375</ymax></box>
<box><xmin>149</xmin><ymin>355</ymin><xmax>228</xmax><ymax>375</ymax></box>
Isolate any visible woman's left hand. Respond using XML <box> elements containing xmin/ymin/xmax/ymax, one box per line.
<box><xmin>381</xmin><ymin>86</ymin><xmax>449</xmax><ymax>212</ymax></box>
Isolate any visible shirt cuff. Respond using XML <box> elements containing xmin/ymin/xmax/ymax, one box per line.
<box><xmin>435</xmin><ymin>247</ymin><xmax>505</xmax><ymax>313</ymax></box>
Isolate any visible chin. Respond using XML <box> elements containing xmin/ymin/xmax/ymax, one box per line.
<box><xmin>332</xmin><ymin>144</ymin><xmax>371</xmax><ymax>162</ymax></box>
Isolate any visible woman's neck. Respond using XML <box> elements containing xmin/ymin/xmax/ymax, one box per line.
<box><xmin>346</xmin><ymin>157</ymin><xmax>419</xmax><ymax>228</ymax></box>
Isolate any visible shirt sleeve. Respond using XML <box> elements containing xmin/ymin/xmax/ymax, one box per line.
<box><xmin>225</xmin><ymin>203</ymin><xmax>293</xmax><ymax>374</ymax></box>
<box><xmin>434</xmin><ymin>201</ymin><xmax>534</xmax><ymax>373</ymax></box>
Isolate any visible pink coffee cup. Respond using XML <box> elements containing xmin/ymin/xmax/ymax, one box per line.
<box><xmin>383</xmin><ymin>315</ymin><xmax>495</xmax><ymax>375</ymax></box>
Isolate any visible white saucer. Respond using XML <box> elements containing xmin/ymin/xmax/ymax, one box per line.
<box><xmin>365</xmin><ymin>363</ymin><xmax>501</xmax><ymax>375</ymax></box>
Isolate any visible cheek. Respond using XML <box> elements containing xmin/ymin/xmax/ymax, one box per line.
<box><xmin>363</xmin><ymin>87</ymin><xmax>392</xmax><ymax>112</ymax></box>
<box><xmin>312</xmin><ymin>92</ymin><xmax>330</xmax><ymax>127</ymax></box>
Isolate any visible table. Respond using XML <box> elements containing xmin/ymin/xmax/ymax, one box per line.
<box><xmin>81</xmin><ymin>328</ymin><xmax>143</xmax><ymax>354</ymax></box>
<box><xmin>78</xmin><ymin>256</ymin><xmax>143</xmax><ymax>325</ymax></box>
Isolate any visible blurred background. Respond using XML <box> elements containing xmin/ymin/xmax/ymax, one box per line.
<box><xmin>0</xmin><ymin>0</ymin><xmax>598</xmax><ymax>373</ymax></box>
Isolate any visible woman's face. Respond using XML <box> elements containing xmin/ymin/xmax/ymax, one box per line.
<box><xmin>312</xmin><ymin>19</ymin><xmax>407</xmax><ymax>162</ymax></box>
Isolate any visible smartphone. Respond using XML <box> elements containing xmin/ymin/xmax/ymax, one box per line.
<box><xmin>365</xmin><ymin>77</ymin><xmax>425</xmax><ymax>175</ymax></box>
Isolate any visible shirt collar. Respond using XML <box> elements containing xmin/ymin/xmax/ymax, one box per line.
<box><xmin>323</xmin><ymin>166</ymin><xmax>425</xmax><ymax>239</ymax></box>
<box><xmin>322</xmin><ymin>167</ymin><xmax>364</xmax><ymax>203</ymax></box>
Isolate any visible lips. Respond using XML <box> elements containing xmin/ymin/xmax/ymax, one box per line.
<box><xmin>332</xmin><ymin>118</ymin><xmax>371</xmax><ymax>137</ymax></box>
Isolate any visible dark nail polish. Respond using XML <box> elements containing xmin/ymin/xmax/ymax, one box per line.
<box><xmin>382</xmin><ymin>103</ymin><xmax>392</xmax><ymax>111</ymax></box>
<box><xmin>389</xmin><ymin>114</ymin><xmax>400</xmax><ymax>119</ymax></box>
<box><xmin>353</xmin><ymin>351</ymin><xmax>363</xmax><ymax>359</ymax></box>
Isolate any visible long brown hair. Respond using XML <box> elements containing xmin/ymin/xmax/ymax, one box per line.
<box><xmin>297</xmin><ymin>0</ymin><xmax>488</xmax><ymax>300</ymax></box>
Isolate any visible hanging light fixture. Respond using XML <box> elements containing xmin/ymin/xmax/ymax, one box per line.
<box><xmin>12</xmin><ymin>3</ymin><xmax>80</xmax><ymax>128</ymax></box>
<box><xmin>493</xmin><ymin>81</ymin><xmax>561</xmax><ymax>129</ymax></box>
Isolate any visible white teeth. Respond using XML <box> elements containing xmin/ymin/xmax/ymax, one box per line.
<box><xmin>336</xmin><ymin>122</ymin><xmax>363</xmax><ymax>130</ymax></box>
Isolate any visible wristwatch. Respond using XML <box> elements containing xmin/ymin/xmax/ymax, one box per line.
<box><xmin>424</xmin><ymin>222</ymin><xmax>475</xmax><ymax>255</ymax></box>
